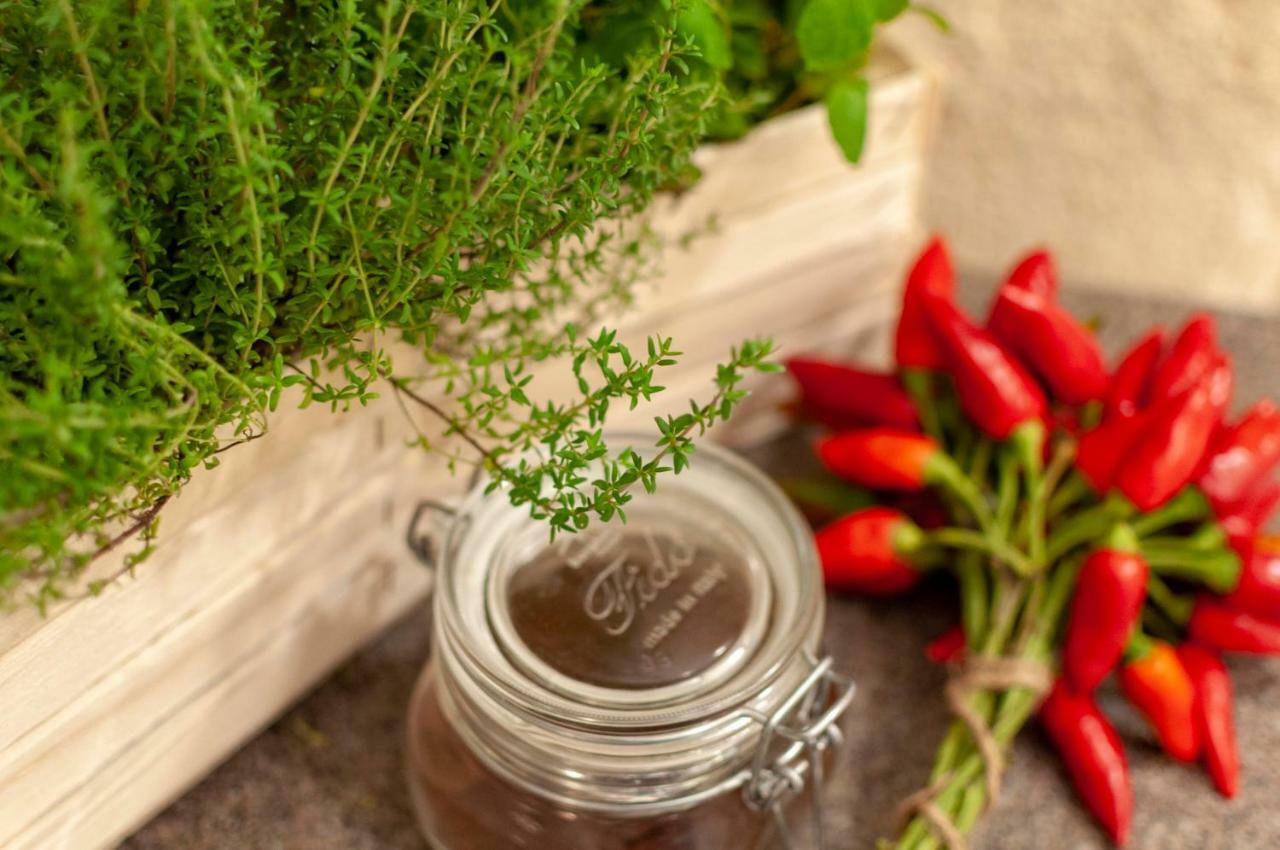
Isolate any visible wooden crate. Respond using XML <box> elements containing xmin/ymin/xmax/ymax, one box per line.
<box><xmin>0</xmin><ymin>53</ymin><xmax>937</xmax><ymax>850</ymax></box>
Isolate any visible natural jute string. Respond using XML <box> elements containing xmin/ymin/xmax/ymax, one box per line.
<box><xmin>896</xmin><ymin>655</ymin><xmax>1053</xmax><ymax>850</ymax></box>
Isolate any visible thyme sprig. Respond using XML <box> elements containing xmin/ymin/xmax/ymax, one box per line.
<box><xmin>0</xmin><ymin>0</ymin><xmax>753</xmax><ymax>607</ymax></box>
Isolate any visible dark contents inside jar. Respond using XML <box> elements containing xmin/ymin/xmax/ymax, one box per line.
<box><xmin>504</xmin><ymin>525</ymin><xmax>756</xmax><ymax>690</ymax></box>
<box><xmin>407</xmin><ymin>667</ymin><xmax>812</xmax><ymax>850</ymax></box>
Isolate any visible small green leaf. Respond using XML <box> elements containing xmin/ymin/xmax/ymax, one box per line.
<box><xmin>825</xmin><ymin>77</ymin><xmax>870</xmax><ymax>163</ymax></box>
<box><xmin>875</xmin><ymin>0</ymin><xmax>906</xmax><ymax>19</ymax></box>
<box><xmin>676</xmin><ymin>0</ymin><xmax>732</xmax><ymax>70</ymax></box>
<box><xmin>795</xmin><ymin>0</ymin><xmax>873</xmax><ymax>73</ymax></box>
<box><xmin>873</xmin><ymin>0</ymin><xmax>908</xmax><ymax>20</ymax></box>
<box><xmin>910</xmin><ymin>4</ymin><xmax>950</xmax><ymax>31</ymax></box>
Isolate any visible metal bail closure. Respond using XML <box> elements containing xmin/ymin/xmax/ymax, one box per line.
<box><xmin>741</xmin><ymin>652</ymin><xmax>856</xmax><ymax>850</ymax></box>
<box><xmin>406</xmin><ymin>468</ymin><xmax>488</xmax><ymax>571</ymax></box>
<box><xmin>405</xmin><ymin>499</ymin><xmax>457</xmax><ymax>572</ymax></box>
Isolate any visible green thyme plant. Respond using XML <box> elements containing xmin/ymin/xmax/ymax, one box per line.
<box><xmin>1</xmin><ymin>0</ymin><xmax>916</xmax><ymax>609</ymax></box>
<box><xmin>0</xmin><ymin>0</ymin><xmax>783</xmax><ymax>607</ymax></box>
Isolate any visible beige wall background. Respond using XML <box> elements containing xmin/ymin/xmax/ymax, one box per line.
<box><xmin>888</xmin><ymin>2</ymin><xmax>1280</xmax><ymax>312</ymax></box>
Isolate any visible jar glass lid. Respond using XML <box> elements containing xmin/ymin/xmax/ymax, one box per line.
<box><xmin>435</xmin><ymin>434</ymin><xmax>821</xmax><ymax>730</ymax></box>
<box><xmin>488</xmin><ymin>491</ymin><xmax>774</xmax><ymax>703</ymax></box>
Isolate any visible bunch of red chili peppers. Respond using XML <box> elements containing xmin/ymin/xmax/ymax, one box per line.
<box><xmin>785</xmin><ymin>237</ymin><xmax>1280</xmax><ymax>848</ymax></box>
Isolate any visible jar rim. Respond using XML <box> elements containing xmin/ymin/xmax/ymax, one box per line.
<box><xmin>435</xmin><ymin>434</ymin><xmax>822</xmax><ymax>729</ymax></box>
<box><xmin>428</xmin><ymin>434</ymin><xmax>828</xmax><ymax>809</ymax></box>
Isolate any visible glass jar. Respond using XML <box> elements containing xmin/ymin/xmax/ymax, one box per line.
<box><xmin>405</xmin><ymin>436</ymin><xmax>854</xmax><ymax>850</ymax></box>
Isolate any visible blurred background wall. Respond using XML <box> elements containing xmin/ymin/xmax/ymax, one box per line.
<box><xmin>889</xmin><ymin>2</ymin><xmax>1280</xmax><ymax>311</ymax></box>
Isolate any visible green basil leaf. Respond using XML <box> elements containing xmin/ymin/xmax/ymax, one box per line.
<box><xmin>677</xmin><ymin>0</ymin><xmax>732</xmax><ymax>70</ymax></box>
<box><xmin>796</xmin><ymin>0</ymin><xmax>873</xmax><ymax>72</ymax></box>
<box><xmin>825</xmin><ymin>77</ymin><xmax>870</xmax><ymax>163</ymax></box>
<box><xmin>873</xmin><ymin>0</ymin><xmax>908</xmax><ymax>21</ymax></box>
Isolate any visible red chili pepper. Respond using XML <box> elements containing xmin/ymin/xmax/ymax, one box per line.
<box><xmin>1076</xmin><ymin>408</ymin><xmax>1156</xmax><ymax>493</ymax></box>
<box><xmin>895</xmin><ymin>237</ymin><xmax>955</xmax><ymax>371</ymax></box>
<box><xmin>1003</xmin><ymin>248</ymin><xmax>1058</xmax><ymax>299</ymax></box>
<box><xmin>988</xmin><ymin>287</ymin><xmax>1108</xmax><ymax>405</ymax></box>
<box><xmin>1177</xmin><ymin>643</ymin><xmax>1239</xmax><ymax>798</ymax></box>
<box><xmin>815</xmin><ymin>507</ymin><xmax>926</xmax><ymax>595</ymax></box>
<box><xmin>1197</xmin><ymin>400</ymin><xmax>1280</xmax><ymax>510</ymax></box>
<box><xmin>1040</xmin><ymin>681</ymin><xmax>1132</xmax><ymax>846</ymax></box>
<box><xmin>1119</xmin><ymin>636</ymin><xmax>1200</xmax><ymax>762</ymax></box>
<box><xmin>1189</xmin><ymin>595</ymin><xmax>1280</xmax><ymax>655</ymax></box>
<box><xmin>924</xmin><ymin>625</ymin><xmax>967</xmax><ymax>664</ymax></box>
<box><xmin>816</xmin><ymin>428</ymin><xmax>973</xmax><ymax>495</ymax></box>
<box><xmin>1223</xmin><ymin>538</ymin><xmax>1280</xmax><ymax>620</ymax></box>
<box><xmin>1115</xmin><ymin>355</ymin><xmax>1233</xmax><ymax>511</ymax></box>
<box><xmin>1218</xmin><ymin>481</ymin><xmax>1280</xmax><ymax>546</ymax></box>
<box><xmin>924</xmin><ymin>296</ymin><xmax>1048</xmax><ymax>440</ymax></box>
<box><xmin>1063</xmin><ymin>525</ymin><xmax>1148</xmax><ymax>692</ymax></box>
<box><xmin>1147</xmin><ymin>313</ymin><xmax>1218</xmax><ymax>404</ymax></box>
<box><xmin>785</xmin><ymin>357</ymin><xmax>920</xmax><ymax>431</ymax></box>
<box><xmin>1104</xmin><ymin>328</ymin><xmax>1165</xmax><ymax>422</ymax></box>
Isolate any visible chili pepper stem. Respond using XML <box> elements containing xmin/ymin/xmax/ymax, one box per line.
<box><xmin>930</xmin><ymin>457</ymin><xmax>996</xmax><ymax>533</ymax></box>
<box><xmin>903</xmin><ymin>368</ymin><xmax>944</xmax><ymax>441</ymax></box>
<box><xmin>927</xmin><ymin>527</ymin><xmax>1036</xmax><ymax>576</ymax></box>
<box><xmin>1024</xmin><ymin>471</ymin><xmax>1048</xmax><ymax>567</ymax></box>
<box><xmin>1012</xmin><ymin>576</ymin><xmax>1046</xmax><ymax>653</ymax></box>
<box><xmin>1021</xmin><ymin>439</ymin><xmax>1077</xmax><ymax>569</ymax></box>
<box><xmin>983</xmin><ymin>573</ymin><xmax>1028</xmax><ymax>654</ymax></box>
<box><xmin>1142</xmin><ymin>545</ymin><xmax>1242</xmax><ymax>594</ymax></box>
<box><xmin>1044</xmin><ymin>494</ymin><xmax>1135</xmax><ymax>562</ymax></box>
<box><xmin>953</xmin><ymin>425</ymin><xmax>977</xmax><ymax>476</ymax></box>
<box><xmin>958</xmin><ymin>553</ymin><xmax>989</xmax><ymax>645</ymax></box>
<box><xmin>1048</xmin><ymin>472</ymin><xmax>1093</xmax><ymax>518</ymax></box>
<box><xmin>954</xmin><ymin>782</ymin><xmax>988</xmax><ymax>834</ymax></box>
<box><xmin>968</xmin><ymin>437</ymin><xmax>994</xmax><ymax>482</ymax></box>
<box><xmin>1143</xmin><ymin>606</ymin><xmax>1183</xmax><ymax>645</ymax></box>
<box><xmin>1011</xmin><ymin>421</ymin><xmax>1046</xmax><ymax>481</ymax></box>
<box><xmin>1131</xmin><ymin>487</ymin><xmax>1211</xmax><ymax>536</ymax></box>
<box><xmin>995</xmin><ymin>449</ymin><xmax>1021</xmax><ymax>535</ymax></box>
<box><xmin>1142</xmin><ymin>526</ymin><xmax>1226</xmax><ymax>551</ymax></box>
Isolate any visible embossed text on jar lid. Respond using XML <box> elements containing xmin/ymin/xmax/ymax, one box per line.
<box><xmin>485</xmin><ymin>499</ymin><xmax>774</xmax><ymax>705</ymax></box>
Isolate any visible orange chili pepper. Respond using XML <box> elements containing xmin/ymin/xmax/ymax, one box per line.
<box><xmin>1120</xmin><ymin>636</ymin><xmax>1200</xmax><ymax>762</ymax></box>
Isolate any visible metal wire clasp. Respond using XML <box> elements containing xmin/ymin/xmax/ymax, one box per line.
<box><xmin>741</xmin><ymin>652</ymin><xmax>856</xmax><ymax>850</ymax></box>
<box><xmin>405</xmin><ymin>467</ymin><xmax>484</xmax><ymax>571</ymax></box>
<box><xmin>405</xmin><ymin>499</ymin><xmax>457</xmax><ymax>572</ymax></box>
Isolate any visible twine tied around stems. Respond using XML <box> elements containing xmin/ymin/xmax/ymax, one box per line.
<box><xmin>896</xmin><ymin>655</ymin><xmax>1053</xmax><ymax>850</ymax></box>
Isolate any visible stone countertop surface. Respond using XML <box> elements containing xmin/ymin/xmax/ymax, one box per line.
<box><xmin>123</xmin><ymin>282</ymin><xmax>1280</xmax><ymax>850</ymax></box>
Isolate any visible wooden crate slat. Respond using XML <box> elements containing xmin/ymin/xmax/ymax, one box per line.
<box><xmin>679</xmin><ymin>66</ymin><xmax>932</xmax><ymax>221</ymax></box>
<box><xmin>0</xmin><ymin>461</ymin><xmax>434</xmax><ymax>841</ymax></box>
<box><xmin>0</xmin><ymin>409</ymin><xmax>418</xmax><ymax>755</ymax></box>
<box><xmin>7</xmin><ymin>550</ymin><xmax>430</xmax><ymax>850</ymax></box>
